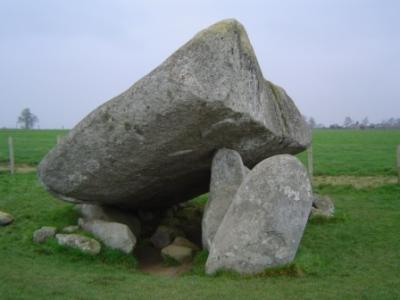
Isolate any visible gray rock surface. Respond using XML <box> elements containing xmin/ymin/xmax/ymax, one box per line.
<box><xmin>161</xmin><ymin>244</ymin><xmax>193</xmax><ymax>263</ymax></box>
<box><xmin>62</xmin><ymin>225</ymin><xmax>79</xmax><ymax>233</ymax></box>
<box><xmin>158</xmin><ymin>204</ymin><xmax>203</xmax><ymax>247</ymax></box>
<box><xmin>55</xmin><ymin>233</ymin><xmax>101</xmax><ymax>255</ymax></box>
<box><xmin>33</xmin><ymin>226</ymin><xmax>57</xmax><ymax>243</ymax></box>
<box><xmin>38</xmin><ymin>18</ymin><xmax>310</xmax><ymax>210</ymax></box>
<box><xmin>0</xmin><ymin>211</ymin><xmax>14</xmax><ymax>226</ymax></box>
<box><xmin>172</xmin><ymin>236</ymin><xmax>200</xmax><ymax>251</ymax></box>
<box><xmin>206</xmin><ymin>154</ymin><xmax>313</xmax><ymax>275</ymax></box>
<box><xmin>76</xmin><ymin>204</ymin><xmax>108</xmax><ymax>220</ymax></box>
<box><xmin>311</xmin><ymin>194</ymin><xmax>334</xmax><ymax>218</ymax></box>
<box><xmin>202</xmin><ymin>148</ymin><xmax>247</xmax><ymax>250</ymax></box>
<box><xmin>78</xmin><ymin>218</ymin><xmax>136</xmax><ymax>254</ymax></box>
<box><xmin>150</xmin><ymin>225</ymin><xmax>181</xmax><ymax>249</ymax></box>
<box><xmin>76</xmin><ymin>204</ymin><xmax>141</xmax><ymax>237</ymax></box>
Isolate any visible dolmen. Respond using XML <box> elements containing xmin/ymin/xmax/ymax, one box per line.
<box><xmin>38</xmin><ymin>19</ymin><xmax>312</xmax><ymax>274</ymax></box>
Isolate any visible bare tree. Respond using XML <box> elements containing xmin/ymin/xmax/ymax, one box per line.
<box><xmin>361</xmin><ymin>117</ymin><xmax>369</xmax><ymax>127</ymax></box>
<box><xmin>17</xmin><ymin>108</ymin><xmax>39</xmax><ymax>129</ymax></box>
<box><xmin>343</xmin><ymin>116</ymin><xmax>353</xmax><ymax>128</ymax></box>
<box><xmin>308</xmin><ymin>117</ymin><xmax>316</xmax><ymax>129</ymax></box>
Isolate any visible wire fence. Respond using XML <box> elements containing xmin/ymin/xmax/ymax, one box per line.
<box><xmin>1</xmin><ymin>129</ymin><xmax>399</xmax><ymax>183</ymax></box>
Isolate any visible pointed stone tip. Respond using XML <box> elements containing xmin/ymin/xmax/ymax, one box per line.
<box><xmin>208</xmin><ymin>18</ymin><xmax>245</xmax><ymax>30</ymax></box>
<box><xmin>192</xmin><ymin>19</ymin><xmax>254</xmax><ymax>56</ymax></box>
<box><xmin>195</xmin><ymin>18</ymin><xmax>247</xmax><ymax>37</ymax></box>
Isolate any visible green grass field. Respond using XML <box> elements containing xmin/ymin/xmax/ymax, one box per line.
<box><xmin>310</xmin><ymin>129</ymin><xmax>400</xmax><ymax>176</ymax></box>
<box><xmin>1</xmin><ymin>128</ymin><xmax>399</xmax><ymax>175</ymax></box>
<box><xmin>1</xmin><ymin>129</ymin><xmax>400</xmax><ymax>299</ymax></box>
<box><xmin>0</xmin><ymin>173</ymin><xmax>399</xmax><ymax>299</ymax></box>
<box><xmin>0</xmin><ymin>129</ymin><xmax>68</xmax><ymax>166</ymax></box>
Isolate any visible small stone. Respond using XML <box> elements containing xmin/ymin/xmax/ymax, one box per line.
<box><xmin>75</xmin><ymin>204</ymin><xmax>107</xmax><ymax>220</ymax></box>
<box><xmin>150</xmin><ymin>225</ymin><xmax>181</xmax><ymax>249</ymax></box>
<box><xmin>202</xmin><ymin>148</ymin><xmax>248</xmax><ymax>250</ymax></box>
<box><xmin>0</xmin><ymin>211</ymin><xmax>14</xmax><ymax>226</ymax></box>
<box><xmin>161</xmin><ymin>244</ymin><xmax>193</xmax><ymax>263</ymax></box>
<box><xmin>79</xmin><ymin>219</ymin><xmax>136</xmax><ymax>254</ymax></box>
<box><xmin>172</xmin><ymin>237</ymin><xmax>200</xmax><ymax>251</ymax></box>
<box><xmin>33</xmin><ymin>226</ymin><xmax>57</xmax><ymax>243</ymax></box>
<box><xmin>311</xmin><ymin>194</ymin><xmax>335</xmax><ymax>218</ymax></box>
<box><xmin>62</xmin><ymin>225</ymin><xmax>79</xmax><ymax>233</ymax></box>
<box><xmin>76</xmin><ymin>204</ymin><xmax>141</xmax><ymax>237</ymax></box>
<box><xmin>56</xmin><ymin>233</ymin><xmax>101</xmax><ymax>255</ymax></box>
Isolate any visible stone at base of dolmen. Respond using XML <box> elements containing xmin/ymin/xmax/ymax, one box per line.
<box><xmin>206</xmin><ymin>154</ymin><xmax>313</xmax><ymax>275</ymax></box>
<box><xmin>310</xmin><ymin>194</ymin><xmax>335</xmax><ymax>218</ymax></box>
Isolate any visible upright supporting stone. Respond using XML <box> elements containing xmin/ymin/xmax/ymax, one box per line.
<box><xmin>202</xmin><ymin>148</ymin><xmax>247</xmax><ymax>250</ymax></box>
<box><xmin>8</xmin><ymin>137</ymin><xmax>15</xmax><ymax>175</ymax></box>
<box><xmin>57</xmin><ymin>135</ymin><xmax>61</xmax><ymax>144</ymax></box>
<box><xmin>206</xmin><ymin>154</ymin><xmax>313</xmax><ymax>275</ymax></box>
<box><xmin>397</xmin><ymin>145</ymin><xmax>400</xmax><ymax>185</ymax></box>
<box><xmin>307</xmin><ymin>145</ymin><xmax>313</xmax><ymax>183</ymax></box>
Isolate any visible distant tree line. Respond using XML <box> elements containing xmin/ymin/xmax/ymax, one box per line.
<box><xmin>304</xmin><ymin>116</ymin><xmax>400</xmax><ymax>130</ymax></box>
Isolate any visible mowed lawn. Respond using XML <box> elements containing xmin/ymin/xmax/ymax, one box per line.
<box><xmin>310</xmin><ymin>129</ymin><xmax>400</xmax><ymax>176</ymax></box>
<box><xmin>1</xmin><ymin>128</ymin><xmax>399</xmax><ymax>175</ymax></box>
<box><xmin>0</xmin><ymin>129</ymin><xmax>68</xmax><ymax>166</ymax></box>
<box><xmin>0</xmin><ymin>173</ymin><xmax>399</xmax><ymax>299</ymax></box>
<box><xmin>0</xmin><ymin>129</ymin><xmax>400</xmax><ymax>299</ymax></box>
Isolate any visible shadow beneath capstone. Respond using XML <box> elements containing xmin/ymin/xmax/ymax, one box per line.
<box><xmin>134</xmin><ymin>244</ymin><xmax>193</xmax><ymax>276</ymax></box>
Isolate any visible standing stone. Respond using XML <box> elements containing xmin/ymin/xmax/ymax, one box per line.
<box><xmin>78</xmin><ymin>219</ymin><xmax>136</xmax><ymax>254</ymax></box>
<box><xmin>202</xmin><ymin>148</ymin><xmax>248</xmax><ymax>250</ymax></box>
<box><xmin>33</xmin><ymin>226</ymin><xmax>57</xmax><ymax>243</ymax></box>
<box><xmin>206</xmin><ymin>154</ymin><xmax>313</xmax><ymax>275</ymax></box>
<box><xmin>55</xmin><ymin>234</ymin><xmax>101</xmax><ymax>255</ymax></box>
<box><xmin>38</xmin><ymin>18</ymin><xmax>310</xmax><ymax>210</ymax></box>
<box><xmin>0</xmin><ymin>211</ymin><xmax>14</xmax><ymax>226</ymax></box>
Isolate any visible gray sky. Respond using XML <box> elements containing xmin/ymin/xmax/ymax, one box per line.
<box><xmin>1</xmin><ymin>0</ymin><xmax>399</xmax><ymax>128</ymax></box>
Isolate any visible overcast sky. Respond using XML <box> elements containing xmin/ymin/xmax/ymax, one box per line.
<box><xmin>1</xmin><ymin>0</ymin><xmax>399</xmax><ymax>128</ymax></box>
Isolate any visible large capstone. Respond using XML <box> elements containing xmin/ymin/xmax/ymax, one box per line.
<box><xmin>38</xmin><ymin>19</ymin><xmax>310</xmax><ymax>209</ymax></box>
<box><xmin>205</xmin><ymin>154</ymin><xmax>313</xmax><ymax>275</ymax></box>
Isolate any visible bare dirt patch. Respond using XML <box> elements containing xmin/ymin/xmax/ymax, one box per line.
<box><xmin>0</xmin><ymin>164</ymin><xmax>36</xmax><ymax>173</ymax></box>
<box><xmin>134</xmin><ymin>245</ymin><xmax>192</xmax><ymax>276</ymax></box>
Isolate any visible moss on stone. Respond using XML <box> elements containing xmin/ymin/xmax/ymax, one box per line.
<box><xmin>192</xmin><ymin>19</ymin><xmax>255</xmax><ymax>57</ymax></box>
<box><xmin>267</xmin><ymin>80</ymin><xmax>289</xmax><ymax>134</ymax></box>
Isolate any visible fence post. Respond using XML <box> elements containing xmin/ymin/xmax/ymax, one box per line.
<box><xmin>307</xmin><ymin>144</ymin><xmax>313</xmax><ymax>184</ymax></box>
<box><xmin>57</xmin><ymin>135</ymin><xmax>61</xmax><ymax>144</ymax></box>
<box><xmin>397</xmin><ymin>145</ymin><xmax>400</xmax><ymax>185</ymax></box>
<box><xmin>8</xmin><ymin>137</ymin><xmax>15</xmax><ymax>175</ymax></box>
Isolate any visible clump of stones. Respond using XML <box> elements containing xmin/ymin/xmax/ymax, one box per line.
<box><xmin>34</xmin><ymin>19</ymin><xmax>333</xmax><ymax>274</ymax></box>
